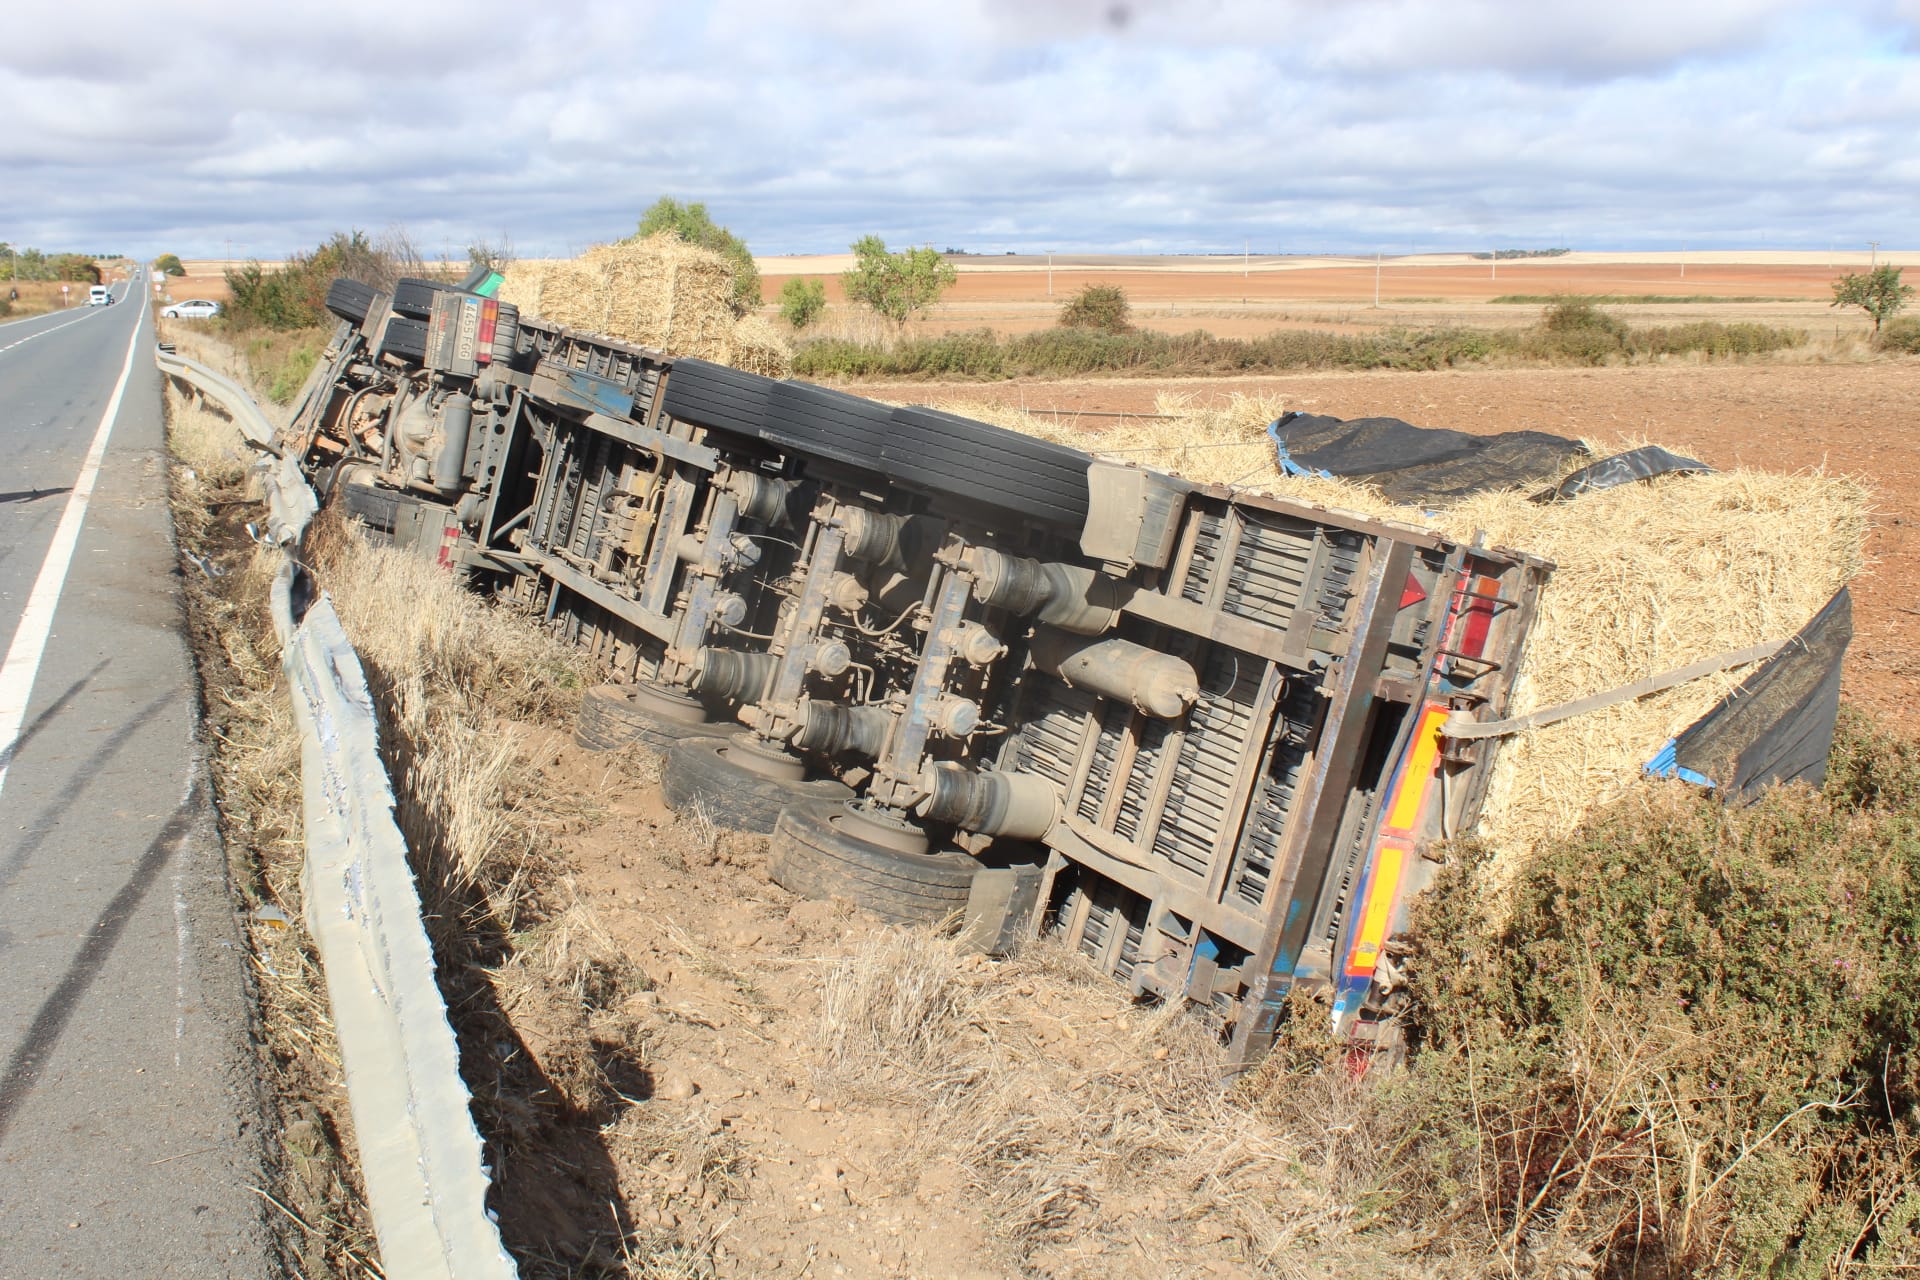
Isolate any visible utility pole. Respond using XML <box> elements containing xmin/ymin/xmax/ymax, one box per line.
<box><xmin>1870</xmin><ymin>240</ymin><xmax>1881</xmax><ymax>267</ymax></box>
<box><xmin>1490</xmin><ymin>247</ymin><xmax>1496</xmax><ymax>281</ymax></box>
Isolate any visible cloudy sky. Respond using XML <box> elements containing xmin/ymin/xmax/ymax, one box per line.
<box><xmin>5</xmin><ymin>0</ymin><xmax>1918</xmax><ymax>259</ymax></box>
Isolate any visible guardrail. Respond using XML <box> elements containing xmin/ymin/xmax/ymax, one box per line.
<box><xmin>157</xmin><ymin>348</ymin><xmax>517</xmax><ymax>1280</ymax></box>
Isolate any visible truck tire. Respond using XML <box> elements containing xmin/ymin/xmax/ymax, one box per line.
<box><xmin>390</xmin><ymin>277</ymin><xmax>452</xmax><ymax>321</ymax></box>
<box><xmin>659</xmin><ymin>358</ymin><xmax>777</xmax><ymax>440</ymax></box>
<box><xmin>759</xmin><ymin>383</ymin><xmax>897</xmax><ymax>473</ymax></box>
<box><xmin>574</xmin><ymin>685</ymin><xmax>712</xmax><ymax>753</ymax></box>
<box><xmin>336</xmin><ymin>476</ymin><xmax>404</xmax><ymax>543</ymax></box>
<box><xmin>769</xmin><ymin>800</ymin><xmax>980</xmax><ymax>925</ymax></box>
<box><xmin>885</xmin><ymin>406</ymin><xmax>1092</xmax><ymax>529</ymax></box>
<box><xmin>380</xmin><ymin>316</ymin><xmax>430</xmax><ymax>365</ymax></box>
<box><xmin>325</xmin><ymin>278</ymin><xmax>379</xmax><ymax>326</ymax></box>
<box><xmin>660</xmin><ymin>735</ymin><xmax>852</xmax><ymax>833</ymax></box>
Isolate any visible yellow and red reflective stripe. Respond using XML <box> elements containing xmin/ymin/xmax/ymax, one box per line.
<box><xmin>1345</xmin><ymin>841</ymin><xmax>1407</xmax><ymax>977</ymax></box>
<box><xmin>1384</xmin><ymin>703</ymin><xmax>1450</xmax><ymax>835</ymax></box>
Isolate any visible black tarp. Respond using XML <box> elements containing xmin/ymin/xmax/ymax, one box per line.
<box><xmin>1535</xmin><ymin>444</ymin><xmax>1712</xmax><ymax>503</ymax></box>
<box><xmin>1267</xmin><ymin>411</ymin><xmax>1586</xmax><ymax>504</ymax></box>
<box><xmin>1650</xmin><ymin>588</ymin><xmax>1853</xmax><ymax>802</ymax></box>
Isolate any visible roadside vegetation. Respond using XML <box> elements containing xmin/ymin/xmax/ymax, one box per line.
<box><xmin>1343</xmin><ymin>707</ymin><xmax>1920</xmax><ymax>1276</ymax></box>
<box><xmin>217</xmin><ymin>230</ymin><xmax>452</xmax><ymax>404</ymax></box>
<box><xmin>793</xmin><ymin>296</ymin><xmax>1807</xmax><ymax>380</ymax></box>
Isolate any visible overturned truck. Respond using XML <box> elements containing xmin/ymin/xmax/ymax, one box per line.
<box><xmin>285</xmin><ymin>274</ymin><xmax>1548</xmax><ymax>1065</ymax></box>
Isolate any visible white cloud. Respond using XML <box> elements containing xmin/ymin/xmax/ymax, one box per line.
<box><xmin>0</xmin><ymin>0</ymin><xmax>1915</xmax><ymax>256</ymax></box>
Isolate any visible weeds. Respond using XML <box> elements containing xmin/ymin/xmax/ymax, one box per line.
<box><xmin>791</xmin><ymin>304</ymin><xmax>1805</xmax><ymax>380</ymax></box>
<box><xmin>1375</xmin><ymin>708</ymin><xmax>1920</xmax><ymax>1275</ymax></box>
<box><xmin>1877</xmin><ymin>316</ymin><xmax>1920</xmax><ymax>354</ymax></box>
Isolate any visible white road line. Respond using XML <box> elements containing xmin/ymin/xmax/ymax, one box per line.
<box><xmin>0</xmin><ymin>301</ymin><xmax>145</xmax><ymax>799</ymax></box>
<box><xmin>0</xmin><ymin>308</ymin><xmax>104</xmax><ymax>353</ymax></box>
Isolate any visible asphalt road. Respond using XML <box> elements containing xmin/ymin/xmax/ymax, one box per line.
<box><xmin>0</xmin><ymin>283</ymin><xmax>273</xmax><ymax>1275</ymax></box>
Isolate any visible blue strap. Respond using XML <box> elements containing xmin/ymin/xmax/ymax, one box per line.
<box><xmin>1645</xmin><ymin>738</ymin><xmax>1716</xmax><ymax>788</ymax></box>
<box><xmin>1267</xmin><ymin>419</ymin><xmax>1332</xmax><ymax>479</ymax></box>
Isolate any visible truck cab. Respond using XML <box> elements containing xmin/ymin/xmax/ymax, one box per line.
<box><xmin>87</xmin><ymin>285</ymin><xmax>112</xmax><ymax>306</ymax></box>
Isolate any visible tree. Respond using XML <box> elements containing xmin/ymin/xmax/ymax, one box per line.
<box><xmin>840</xmin><ymin>236</ymin><xmax>957</xmax><ymax>324</ymax></box>
<box><xmin>154</xmin><ymin>253</ymin><xmax>186</xmax><ymax>277</ymax></box>
<box><xmin>1058</xmin><ymin>282</ymin><xmax>1132</xmax><ymax>333</ymax></box>
<box><xmin>778</xmin><ymin>277</ymin><xmax>827</xmax><ymax>330</ymax></box>
<box><xmin>633</xmin><ymin>197</ymin><xmax>761</xmax><ymax>315</ymax></box>
<box><xmin>466</xmin><ymin>239</ymin><xmax>515</xmax><ymax>273</ymax></box>
<box><xmin>51</xmin><ymin>254</ymin><xmax>100</xmax><ymax>283</ymax></box>
<box><xmin>1830</xmin><ymin>264</ymin><xmax>1915</xmax><ymax>334</ymax></box>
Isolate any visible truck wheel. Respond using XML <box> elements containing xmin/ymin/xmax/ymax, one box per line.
<box><xmin>660</xmin><ymin>734</ymin><xmax>851</xmax><ymax>834</ymax></box>
<box><xmin>769</xmin><ymin>800</ymin><xmax>980</xmax><ymax>925</ymax></box>
<box><xmin>885</xmin><ymin>406</ymin><xmax>1091</xmax><ymax>529</ymax></box>
<box><xmin>573</xmin><ymin>684</ymin><xmax>715</xmax><ymax>753</ymax></box>
<box><xmin>659</xmin><ymin>358</ymin><xmax>777</xmax><ymax>440</ymax></box>
<box><xmin>379</xmin><ymin>316</ymin><xmax>430</xmax><ymax>365</ymax></box>
<box><xmin>325</xmin><ymin>278</ymin><xmax>378</xmax><ymax>326</ymax></box>
<box><xmin>390</xmin><ymin>277</ymin><xmax>452</xmax><ymax>320</ymax></box>
<box><xmin>759</xmin><ymin>383</ymin><xmax>897</xmax><ymax>473</ymax></box>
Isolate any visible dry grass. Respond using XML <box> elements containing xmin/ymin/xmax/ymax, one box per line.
<box><xmin>812</xmin><ymin>928</ymin><xmax>1418</xmax><ymax>1275</ymax></box>
<box><xmin>952</xmin><ymin>393</ymin><xmax>1872</xmax><ymax>871</ymax></box>
<box><xmin>303</xmin><ymin>518</ymin><xmax>589</xmax><ymax>931</ymax></box>
<box><xmin>498</xmin><ymin>238</ymin><xmax>792</xmax><ymax>376</ymax></box>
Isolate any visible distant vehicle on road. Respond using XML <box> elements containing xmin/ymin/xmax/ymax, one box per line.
<box><xmin>161</xmin><ymin>299</ymin><xmax>220</xmax><ymax>319</ymax></box>
<box><xmin>88</xmin><ymin>285</ymin><xmax>112</xmax><ymax>306</ymax></box>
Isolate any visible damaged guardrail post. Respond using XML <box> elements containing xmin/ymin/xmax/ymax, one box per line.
<box><xmin>157</xmin><ymin>349</ymin><xmax>518</xmax><ymax>1280</ymax></box>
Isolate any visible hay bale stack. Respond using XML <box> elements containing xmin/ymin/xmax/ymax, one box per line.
<box><xmin>495</xmin><ymin>237</ymin><xmax>790</xmax><ymax>374</ymax></box>
<box><xmin>937</xmin><ymin>394</ymin><xmax>1871</xmax><ymax>870</ymax></box>
<box><xmin>491</xmin><ymin>259</ymin><xmax>556</xmax><ymax>315</ymax></box>
<box><xmin>725</xmin><ymin>313</ymin><xmax>793</xmax><ymax>378</ymax></box>
<box><xmin>1441</xmin><ymin>469</ymin><xmax>1867</xmax><ymax>870</ymax></box>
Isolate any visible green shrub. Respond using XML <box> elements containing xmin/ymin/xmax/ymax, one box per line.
<box><xmin>242</xmin><ymin>326</ymin><xmax>332</xmax><ymax>404</ymax></box>
<box><xmin>154</xmin><ymin>253</ymin><xmax>186</xmax><ymax>277</ymax></box>
<box><xmin>1058</xmin><ymin>283</ymin><xmax>1132</xmax><ymax>333</ymax></box>
<box><xmin>1541</xmin><ymin>296</ymin><xmax>1628</xmax><ymax>336</ymax></box>
<box><xmin>1393</xmin><ymin>708</ymin><xmax>1920</xmax><ymax>1275</ymax></box>
<box><xmin>1632</xmin><ymin>321</ymin><xmax>1806</xmax><ymax>358</ymax></box>
<box><xmin>778</xmin><ymin>277</ymin><xmax>827</xmax><ymax>330</ymax></box>
<box><xmin>224</xmin><ymin>231</ymin><xmax>392</xmax><ymax>331</ymax></box>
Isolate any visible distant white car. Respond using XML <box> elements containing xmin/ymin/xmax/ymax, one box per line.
<box><xmin>161</xmin><ymin>299</ymin><xmax>221</xmax><ymax>319</ymax></box>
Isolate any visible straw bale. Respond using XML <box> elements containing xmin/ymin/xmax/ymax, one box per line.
<box><xmin>491</xmin><ymin>259</ymin><xmax>558</xmax><ymax>314</ymax></box>
<box><xmin>933</xmin><ymin>393</ymin><xmax>1871</xmax><ymax>873</ymax></box>
<box><xmin>724</xmin><ymin>313</ymin><xmax>793</xmax><ymax>378</ymax></box>
<box><xmin>495</xmin><ymin>238</ymin><xmax>790</xmax><ymax>375</ymax></box>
